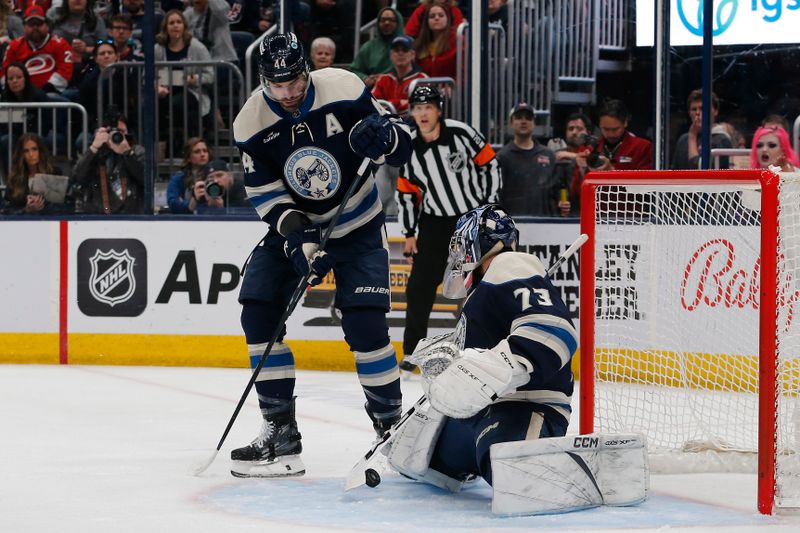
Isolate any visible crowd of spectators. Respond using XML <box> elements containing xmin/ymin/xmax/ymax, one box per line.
<box><xmin>0</xmin><ymin>2</ymin><xmax>797</xmax><ymax>217</ymax></box>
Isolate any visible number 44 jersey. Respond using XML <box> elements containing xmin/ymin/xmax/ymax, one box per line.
<box><xmin>461</xmin><ymin>251</ymin><xmax>578</xmax><ymax>428</ymax></box>
<box><xmin>233</xmin><ymin>68</ymin><xmax>410</xmax><ymax>239</ymax></box>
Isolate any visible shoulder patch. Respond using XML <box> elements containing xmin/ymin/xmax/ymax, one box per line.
<box><xmin>233</xmin><ymin>92</ymin><xmax>280</xmax><ymax>143</ymax></box>
<box><xmin>483</xmin><ymin>252</ymin><xmax>547</xmax><ymax>285</ymax></box>
<box><xmin>310</xmin><ymin>68</ymin><xmax>368</xmax><ymax>109</ymax></box>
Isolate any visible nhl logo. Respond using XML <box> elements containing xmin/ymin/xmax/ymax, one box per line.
<box><xmin>78</xmin><ymin>238</ymin><xmax>147</xmax><ymax>317</ymax></box>
<box><xmin>447</xmin><ymin>151</ymin><xmax>467</xmax><ymax>173</ymax></box>
<box><xmin>88</xmin><ymin>249</ymin><xmax>137</xmax><ymax>306</ymax></box>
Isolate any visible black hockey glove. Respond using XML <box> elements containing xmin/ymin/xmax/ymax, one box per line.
<box><xmin>349</xmin><ymin>114</ymin><xmax>396</xmax><ymax>163</ymax></box>
<box><xmin>284</xmin><ymin>226</ymin><xmax>334</xmax><ymax>286</ymax></box>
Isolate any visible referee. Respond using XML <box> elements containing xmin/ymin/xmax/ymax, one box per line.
<box><xmin>396</xmin><ymin>85</ymin><xmax>501</xmax><ymax>368</ymax></box>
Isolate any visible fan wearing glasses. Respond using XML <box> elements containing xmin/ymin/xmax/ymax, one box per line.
<box><xmin>107</xmin><ymin>13</ymin><xmax>142</xmax><ymax>62</ymax></box>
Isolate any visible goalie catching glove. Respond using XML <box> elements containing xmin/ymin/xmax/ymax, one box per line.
<box><xmin>349</xmin><ymin>114</ymin><xmax>397</xmax><ymax>163</ymax></box>
<box><xmin>283</xmin><ymin>226</ymin><xmax>334</xmax><ymax>286</ymax></box>
<box><xmin>423</xmin><ymin>339</ymin><xmax>533</xmax><ymax>419</ymax></box>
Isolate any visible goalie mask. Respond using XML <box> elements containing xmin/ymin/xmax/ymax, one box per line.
<box><xmin>258</xmin><ymin>32</ymin><xmax>310</xmax><ymax>107</ymax></box>
<box><xmin>442</xmin><ymin>205</ymin><xmax>519</xmax><ymax>299</ymax></box>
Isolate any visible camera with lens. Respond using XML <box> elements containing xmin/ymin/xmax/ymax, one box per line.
<box><xmin>100</xmin><ymin>105</ymin><xmax>126</xmax><ymax>146</ymax></box>
<box><xmin>580</xmin><ymin>133</ymin><xmax>604</xmax><ymax>169</ymax></box>
<box><xmin>205</xmin><ymin>178</ymin><xmax>224</xmax><ymax>199</ymax></box>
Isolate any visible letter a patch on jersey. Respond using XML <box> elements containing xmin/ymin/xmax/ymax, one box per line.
<box><xmin>325</xmin><ymin>113</ymin><xmax>344</xmax><ymax>137</ymax></box>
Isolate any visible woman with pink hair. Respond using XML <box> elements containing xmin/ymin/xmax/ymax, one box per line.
<box><xmin>750</xmin><ymin>125</ymin><xmax>800</xmax><ymax>171</ymax></box>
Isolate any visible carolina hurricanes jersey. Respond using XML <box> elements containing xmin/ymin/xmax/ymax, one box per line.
<box><xmin>233</xmin><ymin>68</ymin><xmax>411</xmax><ymax>239</ymax></box>
<box><xmin>1</xmin><ymin>34</ymin><xmax>74</xmax><ymax>91</ymax></box>
<box><xmin>459</xmin><ymin>251</ymin><xmax>577</xmax><ymax>426</ymax></box>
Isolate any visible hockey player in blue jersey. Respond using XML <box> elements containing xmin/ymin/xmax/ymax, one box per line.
<box><xmin>230</xmin><ymin>32</ymin><xmax>412</xmax><ymax>478</ymax></box>
<box><xmin>383</xmin><ymin>204</ymin><xmax>579</xmax><ymax>491</ymax></box>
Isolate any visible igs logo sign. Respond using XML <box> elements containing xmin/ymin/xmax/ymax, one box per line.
<box><xmin>78</xmin><ymin>239</ymin><xmax>147</xmax><ymax>316</ymax></box>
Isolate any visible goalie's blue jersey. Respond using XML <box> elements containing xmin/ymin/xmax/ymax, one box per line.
<box><xmin>233</xmin><ymin>68</ymin><xmax>411</xmax><ymax>238</ymax></box>
<box><xmin>461</xmin><ymin>251</ymin><xmax>577</xmax><ymax>426</ymax></box>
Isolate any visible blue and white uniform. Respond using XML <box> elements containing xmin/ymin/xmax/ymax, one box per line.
<box><xmin>431</xmin><ymin>251</ymin><xmax>577</xmax><ymax>483</ymax></box>
<box><xmin>233</xmin><ymin>68</ymin><xmax>412</xmax><ymax>422</ymax></box>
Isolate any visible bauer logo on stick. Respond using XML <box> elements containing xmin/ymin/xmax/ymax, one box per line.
<box><xmin>78</xmin><ymin>239</ymin><xmax>147</xmax><ymax>317</ymax></box>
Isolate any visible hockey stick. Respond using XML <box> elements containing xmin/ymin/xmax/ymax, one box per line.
<box><xmin>343</xmin><ymin>232</ymin><xmax>589</xmax><ymax>490</ymax></box>
<box><xmin>193</xmin><ymin>157</ymin><xmax>373</xmax><ymax>476</ymax></box>
<box><xmin>546</xmin><ymin>233</ymin><xmax>588</xmax><ymax>278</ymax></box>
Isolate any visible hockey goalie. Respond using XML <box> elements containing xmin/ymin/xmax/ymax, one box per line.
<box><xmin>355</xmin><ymin>205</ymin><xmax>649</xmax><ymax>515</ymax></box>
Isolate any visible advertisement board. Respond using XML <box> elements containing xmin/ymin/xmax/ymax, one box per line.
<box><xmin>636</xmin><ymin>1</ymin><xmax>800</xmax><ymax>47</ymax></box>
<box><xmin>0</xmin><ymin>219</ymin><xmax>583</xmax><ymax>368</ymax></box>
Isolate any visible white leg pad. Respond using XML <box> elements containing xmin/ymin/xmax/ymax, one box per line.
<box><xmin>490</xmin><ymin>433</ymin><xmax>649</xmax><ymax>515</ymax></box>
<box><xmin>386</xmin><ymin>404</ymin><xmax>464</xmax><ymax>492</ymax></box>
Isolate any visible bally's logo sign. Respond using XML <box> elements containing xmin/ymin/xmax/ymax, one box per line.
<box><xmin>78</xmin><ymin>239</ymin><xmax>147</xmax><ymax>317</ymax></box>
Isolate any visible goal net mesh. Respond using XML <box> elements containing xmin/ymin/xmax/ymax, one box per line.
<box><xmin>590</xmin><ymin>178</ymin><xmax>800</xmax><ymax>507</ymax></box>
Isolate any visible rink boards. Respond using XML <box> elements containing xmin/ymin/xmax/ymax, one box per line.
<box><xmin>0</xmin><ymin>218</ymin><xmax>581</xmax><ymax>370</ymax></box>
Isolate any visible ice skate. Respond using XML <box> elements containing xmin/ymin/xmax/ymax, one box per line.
<box><xmin>365</xmin><ymin>402</ymin><xmax>402</xmax><ymax>438</ymax></box>
<box><xmin>230</xmin><ymin>401</ymin><xmax>304</xmax><ymax>478</ymax></box>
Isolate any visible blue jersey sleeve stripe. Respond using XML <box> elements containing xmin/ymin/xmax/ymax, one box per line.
<box><xmin>527</xmin><ymin>322</ymin><xmax>579</xmax><ymax>357</ymax></box>
<box><xmin>248</xmin><ymin>188</ymin><xmax>288</xmax><ymax>208</ymax></box>
<box><xmin>510</xmin><ymin>326</ymin><xmax>574</xmax><ymax>369</ymax></box>
<box><xmin>512</xmin><ymin>314</ymin><xmax>577</xmax><ymax>341</ymax></box>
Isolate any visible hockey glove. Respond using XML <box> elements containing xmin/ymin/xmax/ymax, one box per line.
<box><xmin>405</xmin><ymin>333</ymin><xmax>460</xmax><ymax>384</ymax></box>
<box><xmin>427</xmin><ymin>340</ymin><xmax>533</xmax><ymax>419</ymax></box>
<box><xmin>349</xmin><ymin>114</ymin><xmax>396</xmax><ymax>163</ymax></box>
<box><xmin>283</xmin><ymin>226</ymin><xmax>334</xmax><ymax>286</ymax></box>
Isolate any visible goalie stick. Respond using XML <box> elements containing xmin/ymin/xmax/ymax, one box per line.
<box><xmin>193</xmin><ymin>158</ymin><xmax>374</xmax><ymax>476</ymax></box>
<box><xmin>344</xmin><ymin>232</ymin><xmax>589</xmax><ymax>490</ymax></box>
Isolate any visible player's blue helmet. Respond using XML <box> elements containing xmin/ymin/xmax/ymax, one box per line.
<box><xmin>442</xmin><ymin>205</ymin><xmax>519</xmax><ymax>299</ymax></box>
<box><xmin>258</xmin><ymin>32</ymin><xmax>310</xmax><ymax>104</ymax></box>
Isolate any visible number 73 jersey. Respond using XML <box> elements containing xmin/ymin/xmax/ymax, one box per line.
<box><xmin>461</xmin><ymin>251</ymin><xmax>578</xmax><ymax>425</ymax></box>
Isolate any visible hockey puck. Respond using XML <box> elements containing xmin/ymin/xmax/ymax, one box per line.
<box><xmin>365</xmin><ymin>468</ymin><xmax>381</xmax><ymax>488</ymax></box>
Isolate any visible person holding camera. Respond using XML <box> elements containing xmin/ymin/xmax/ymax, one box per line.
<box><xmin>167</xmin><ymin>137</ymin><xmax>234</xmax><ymax>214</ymax></box>
<box><xmin>73</xmin><ymin>113</ymin><xmax>145</xmax><ymax>214</ymax></box>
<box><xmin>581</xmin><ymin>98</ymin><xmax>652</xmax><ymax>172</ymax></box>
<box><xmin>496</xmin><ymin>102</ymin><xmax>558</xmax><ymax>217</ymax></box>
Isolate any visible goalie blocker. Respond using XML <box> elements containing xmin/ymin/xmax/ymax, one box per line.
<box><xmin>491</xmin><ymin>433</ymin><xmax>649</xmax><ymax>515</ymax></box>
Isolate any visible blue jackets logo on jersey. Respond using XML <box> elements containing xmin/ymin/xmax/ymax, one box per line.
<box><xmin>284</xmin><ymin>147</ymin><xmax>342</xmax><ymax>200</ymax></box>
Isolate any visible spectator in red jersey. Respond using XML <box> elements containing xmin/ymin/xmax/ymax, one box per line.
<box><xmin>371</xmin><ymin>34</ymin><xmax>428</xmax><ymax>117</ymax></box>
<box><xmin>579</xmin><ymin>98</ymin><xmax>652</xmax><ymax>171</ymax></box>
<box><xmin>414</xmin><ymin>1</ymin><xmax>458</xmax><ymax>80</ymax></box>
<box><xmin>0</xmin><ymin>5</ymin><xmax>73</xmax><ymax>95</ymax></box>
<box><xmin>404</xmin><ymin>0</ymin><xmax>463</xmax><ymax>38</ymax></box>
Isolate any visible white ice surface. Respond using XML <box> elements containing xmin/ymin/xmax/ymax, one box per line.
<box><xmin>1</xmin><ymin>364</ymin><xmax>799</xmax><ymax>533</ymax></box>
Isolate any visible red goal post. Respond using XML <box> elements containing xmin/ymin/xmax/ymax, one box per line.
<box><xmin>578</xmin><ymin>170</ymin><xmax>800</xmax><ymax>515</ymax></box>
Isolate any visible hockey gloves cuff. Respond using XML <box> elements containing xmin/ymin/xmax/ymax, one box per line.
<box><xmin>349</xmin><ymin>114</ymin><xmax>396</xmax><ymax>163</ymax></box>
<box><xmin>284</xmin><ymin>226</ymin><xmax>334</xmax><ymax>286</ymax></box>
<box><xmin>427</xmin><ymin>340</ymin><xmax>532</xmax><ymax>419</ymax></box>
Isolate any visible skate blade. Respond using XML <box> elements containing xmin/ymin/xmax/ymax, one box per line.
<box><xmin>230</xmin><ymin>454</ymin><xmax>306</xmax><ymax>478</ymax></box>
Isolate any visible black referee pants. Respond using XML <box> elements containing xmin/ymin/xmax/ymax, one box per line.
<box><xmin>403</xmin><ymin>213</ymin><xmax>461</xmax><ymax>356</ymax></box>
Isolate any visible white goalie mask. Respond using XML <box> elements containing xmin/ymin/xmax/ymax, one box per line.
<box><xmin>442</xmin><ymin>205</ymin><xmax>519</xmax><ymax>299</ymax></box>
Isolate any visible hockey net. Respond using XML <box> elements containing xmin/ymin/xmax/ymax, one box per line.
<box><xmin>578</xmin><ymin>170</ymin><xmax>800</xmax><ymax>514</ymax></box>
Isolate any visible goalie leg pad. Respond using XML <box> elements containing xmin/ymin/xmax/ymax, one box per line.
<box><xmin>386</xmin><ymin>404</ymin><xmax>464</xmax><ymax>492</ymax></box>
<box><xmin>490</xmin><ymin>433</ymin><xmax>649</xmax><ymax>515</ymax></box>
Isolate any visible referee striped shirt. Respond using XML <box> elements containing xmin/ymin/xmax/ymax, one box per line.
<box><xmin>396</xmin><ymin>118</ymin><xmax>501</xmax><ymax>237</ymax></box>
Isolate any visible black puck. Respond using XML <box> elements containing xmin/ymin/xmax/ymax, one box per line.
<box><xmin>365</xmin><ymin>468</ymin><xmax>381</xmax><ymax>488</ymax></box>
